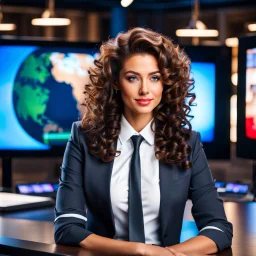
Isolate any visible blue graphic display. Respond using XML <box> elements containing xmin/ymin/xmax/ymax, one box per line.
<box><xmin>0</xmin><ymin>46</ymin><xmax>49</xmax><ymax>150</ymax></box>
<box><xmin>0</xmin><ymin>46</ymin><xmax>215</xmax><ymax>151</ymax></box>
<box><xmin>190</xmin><ymin>62</ymin><xmax>215</xmax><ymax>142</ymax></box>
<box><xmin>0</xmin><ymin>45</ymin><xmax>95</xmax><ymax>150</ymax></box>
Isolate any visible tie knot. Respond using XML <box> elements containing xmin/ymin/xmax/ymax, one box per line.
<box><xmin>131</xmin><ymin>135</ymin><xmax>144</xmax><ymax>149</ymax></box>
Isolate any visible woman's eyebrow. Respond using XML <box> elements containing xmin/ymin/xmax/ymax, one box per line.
<box><xmin>124</xmin><ymin>70</ymin><xmax>161</xmax><ymax>75</ymax></box>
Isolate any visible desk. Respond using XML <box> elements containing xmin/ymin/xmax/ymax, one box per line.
<box><xmin>0</xmin><ymin>202</ymin><xmax>255</xmax><ymax>256</ymax></box>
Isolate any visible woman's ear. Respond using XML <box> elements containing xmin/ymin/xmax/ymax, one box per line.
<box><xmin>113</xmin><ymin>80</ymin><xmax>119</xmax><ymax>90</ymax></box>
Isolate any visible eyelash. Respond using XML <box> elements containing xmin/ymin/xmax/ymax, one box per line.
<box><xmin>126</xmin><ymin>76</ymin><xmax>161</xmax><ymax>82</ymax></box>
<box><xmin>151</xmin><ymin>76</ymin><xmax>161</xmax><ymax>81</ymax></box>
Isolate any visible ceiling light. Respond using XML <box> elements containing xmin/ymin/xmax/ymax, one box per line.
<box><xmin>225</xmin><ymin>37</ymin><xmax>239</xmax><ymax>47</ymax></box>
<box><xmin>31</xmin><ymin>0</ymin><xmax>71</xmax><ymax>26</ymax></box>
<box><xmin>176</xmin><ymin>0</ymin><xmax>218</xmax><ymax>38</ymax></box>
<box><xmin>248</xmin><ymin>23</ymin><xmax>256</xmax><ymax>32</ymax></box>
<box><xmin>0</xmin><ymin>1</ymin><xmax>16</xmax><ymax>31</ymax></box>
<box><xmin>121</xmin><ymin>0</ymin><xmax>134</xmax><ymax>7</ymax></box>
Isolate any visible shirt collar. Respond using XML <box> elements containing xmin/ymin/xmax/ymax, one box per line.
<box><xmin>119</xmin><ymin>115</ymin><xmax>155</xmax><ymax>146</ymax></box>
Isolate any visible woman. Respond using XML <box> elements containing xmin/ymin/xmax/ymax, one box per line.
<box><xmin>54</xmin><ymin>28</ymin><xmax>232</xmax><ymax>256</ymax></box>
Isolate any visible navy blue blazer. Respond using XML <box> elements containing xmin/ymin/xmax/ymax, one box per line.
<box><xmin>54</xmin><ymin>121</ymin><xmax>232</xmax><ymax>251</ymax></box>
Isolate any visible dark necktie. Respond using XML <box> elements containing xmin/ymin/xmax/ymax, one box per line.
<box><xmin>128</xmin><ymin>135</ymin><xmax>145</xmax><ymax>243</ymax></box>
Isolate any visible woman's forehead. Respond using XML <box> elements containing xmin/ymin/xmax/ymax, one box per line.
<box><xmin>121</xmin><ymin>54</ymin><xmax>159</xmax><ymax>72</ymax></box>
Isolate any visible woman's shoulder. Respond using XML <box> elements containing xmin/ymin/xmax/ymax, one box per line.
<box><xmin>185</xmin><ymin>130</ymin><xmax>202</xmax><ymax>162</ymax></box>
<box><xmin>72</xmin><ymin>120</ymin><xmax>82</xmax><ymax>130</ymax></box>
<box><xmin>189</xmin><ymin>130</ymin><xmax>199</xmax><ymax>141</ymax></box>
<box><xmin>187</xmin><ymin>130</ymin><xmax>200</xmax><ymax>148</ymax></box>
<box><xmin>70</xmin><ymin>121</ymin><xmax>88</xmax><ymax>142</ymax></box>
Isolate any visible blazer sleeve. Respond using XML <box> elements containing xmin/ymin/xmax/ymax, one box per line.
<box><xmin>189</xmin><ymin>132</ymin><xmax>233</xmax><ymax>252</ymax></box>
<box><xmin>54</xmin><ymin>122</ymin><xmax>93</xmax><ymax>246</ymax></box>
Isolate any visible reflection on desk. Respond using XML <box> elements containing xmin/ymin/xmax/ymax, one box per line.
<box><xmin>0</xmin><ymin>202</ymin><xmax>256</xmax><ymax>255</ymax></box>
<box><xmin>0</xmin><ymin>236</ymin><xmax>87</xmax><ymax>256</ymax></box>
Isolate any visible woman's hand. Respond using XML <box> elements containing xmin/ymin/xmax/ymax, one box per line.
<box><xmin>139</xmin><ymin>244</ymin><xmax>187</xmax><ymax>256</ymax></box>
<box><xmin>165</xmin><ymin>247</ymin><xmax>187</xmax><ymax>256</ymax></box>
<box><xmin>166</xmin><ymin>247</ymin><xmax>210</xmax><ymax>256</ymax></box>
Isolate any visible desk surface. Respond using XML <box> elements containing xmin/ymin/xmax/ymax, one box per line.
<box><xmin>0</xmin><ymin>202</ymin><xmax>256</xmax><ymax>256</ymax></box>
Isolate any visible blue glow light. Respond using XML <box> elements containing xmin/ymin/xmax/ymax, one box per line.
<box><xmin>180</xmin><ymin>220</ymin><xmax>198</xmax><ymax>242</ymax></box>
<box><xmin>190</xmin><ymin>62</ymin><xmax>215</xmax><ymax>142</ymax></box>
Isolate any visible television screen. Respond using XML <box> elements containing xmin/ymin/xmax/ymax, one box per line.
<box><xmin>185</xmin><ymin>46</ymin><xmax>231</xmax><ymax>159</ymax></box>
<box><xmin>245</xmin><ymin>48</ymin><xmax>256</xmax><ymax>139</ymax></box>
<box><xmin>0</xmin><ymin>41</ymin><xmax>230</xmax><ymax>159</ymax></box>
<box><xmin>0</xmin><ymin>39</ymin><xmax>98</xmax><ymax>155</ymax></box>
<box><xmin>237</xmin><ymin>35</ymin><xmax>256</xmax><ymax>159</ymax></box>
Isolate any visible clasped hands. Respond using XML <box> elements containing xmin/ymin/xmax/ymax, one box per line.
<box><xmin>141</xmin><ymin>244</ymin><xmax>209</xmax><ymax>256</ymax></box>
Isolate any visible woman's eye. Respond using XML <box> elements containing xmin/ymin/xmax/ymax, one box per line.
<box><xmin>151</xmin><ymin>76</ymin><xmax>160</xmax><ymax>81</ymax></box>
<box><xmin>127</xmin><ymin>76</ymin><xmax>138</xmax><ymax>82</ymax></box>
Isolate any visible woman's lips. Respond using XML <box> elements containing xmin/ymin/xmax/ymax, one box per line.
<box><xmin>135</xmin><ymin>99</ymin><xmax>152</xmax><ymax>106</ymax></box>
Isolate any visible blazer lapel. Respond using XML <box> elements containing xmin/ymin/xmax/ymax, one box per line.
<box><xmin>159</xmin><ymin>161</ymin><xmax>174</xmax><ymax>243</ymax></box>
<box><xmin>85</xmin><ymin>140</ymin><xmax>118</xmax><ymax>237</ymax></box>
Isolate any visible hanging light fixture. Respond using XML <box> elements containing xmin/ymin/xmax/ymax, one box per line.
<box><xmin>176</xmin><ymin>0</ymin><xmax>218</xmax><ymax>38</ymax></box>
<box><xmin>121</xmin><ymin>0</ymin><xmax>134</xmax><ymax>8</ymax></box>
<box><xmin>31</xmin><ymin>0</ymin><xmax>71</xmax><ymax>26</ymax></box>
<box><xmin>0</xmin><ymin>0</ymin><xmax>16</xmax><ymax>31</ymax></box>
<box><xmin>225</xmin><ymin>37</ymin><xmax>239</xmax><ymax>47</ymax></box>
<box><xmin>248</xmin><ymin>23</ymin><xmax>256</xmax><ymax>32</ymax></box>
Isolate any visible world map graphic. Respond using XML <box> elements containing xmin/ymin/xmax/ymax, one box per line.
<box><xmin>12</xmin><ymin>49</ymin><xmax>94</xmax><ymax>145</ymax></box>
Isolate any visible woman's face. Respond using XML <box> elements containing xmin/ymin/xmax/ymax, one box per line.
<box><xmin>118</xmin><ymin>54</ymin><xmax>163</xmax><ymax>120</ymax></box>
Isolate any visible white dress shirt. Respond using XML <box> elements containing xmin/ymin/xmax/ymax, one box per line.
<box><xmin>110</xmin><ymin>115</ymin><xmax>161</xmax><ymax>245</ymax></box>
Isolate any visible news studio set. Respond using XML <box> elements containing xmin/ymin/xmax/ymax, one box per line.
<box><xmin>0</xmin><ymin>0</ymin><xmax>256</xmax><ymax>255</ymax></box>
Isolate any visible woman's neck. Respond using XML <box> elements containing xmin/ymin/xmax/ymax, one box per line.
<box><xmin>123</xmin><ymin>111</ymin><xmax>153</xmax><ymax>132</ymax></box>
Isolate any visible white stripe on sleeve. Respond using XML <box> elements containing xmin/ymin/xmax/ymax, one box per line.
<box><xmin>54</xmin><ymin>213</ymin><xmax>87</xmax><ymax>222</ymax></box>
<box><xmin>199</xmin><ymin>226</ymin><xmax>224</xmax><ymax>233</ymax></box>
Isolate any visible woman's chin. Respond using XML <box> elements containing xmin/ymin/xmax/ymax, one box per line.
<box><xmin>133</xmin><ymin>106</ymin><xmax>154</xmax><ymax>115</ymax></box>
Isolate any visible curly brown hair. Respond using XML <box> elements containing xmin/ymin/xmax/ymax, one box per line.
<box><xmin>81</xmin><ymin>27</ymin><xmax>195</xmax><ymax>169</ymax></box>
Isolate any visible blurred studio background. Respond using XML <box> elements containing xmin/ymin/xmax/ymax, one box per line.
<box><xmin>0</xmin><ymin>0</ymin><xmax>256</xmax><ymax>199</ymax></box>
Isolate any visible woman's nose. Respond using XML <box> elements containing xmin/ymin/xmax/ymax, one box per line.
<box><xmin>139</xmin><ymin>80</ymin><xmax>149</xmax><ymax>95</ymax></box>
